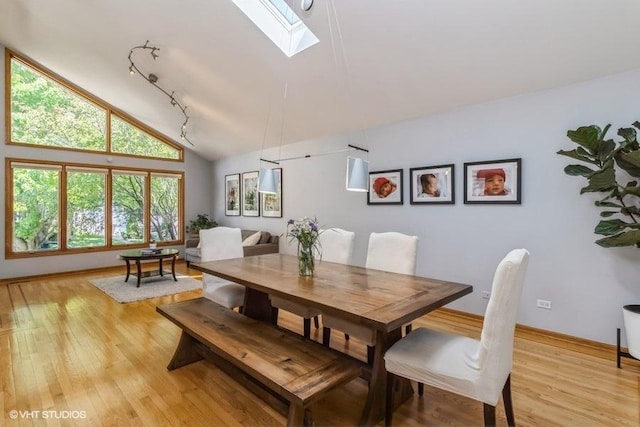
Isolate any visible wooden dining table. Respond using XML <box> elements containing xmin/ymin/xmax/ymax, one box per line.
<box><xmin>191</xmin><ymin>253</ymin><xmax>472</xmax><ymax>425</ymax></box>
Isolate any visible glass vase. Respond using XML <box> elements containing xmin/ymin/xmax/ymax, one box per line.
<box><xmin>298</xmin><ymin>245</ymin><xmax>315</xmax><ymax>276</ymax></box>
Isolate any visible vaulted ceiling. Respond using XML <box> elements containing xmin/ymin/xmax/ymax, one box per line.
<box><xmin>2</xmin><ymin>0</ymin><xmax>640</xmax><ymax>161</ymax></box>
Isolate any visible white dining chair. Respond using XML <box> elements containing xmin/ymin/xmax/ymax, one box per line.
<box><xmin>322</xmin><ymin>231</ymin><xmax>418</xmax><ymax>363</ymax></box>
<box><xmin>384</xmin><ymin>248</ymin><xmax>530</xmax><ymax>427</ymax></box>
<box><xmin>271</xmin><ymin>228</ymin><xmax>355</xmax><ymax>338</ymax></box>
<box><xmin>199</xmin><ymin>226</ymin><xmax>246</xmax><ymax>310</ymax></box>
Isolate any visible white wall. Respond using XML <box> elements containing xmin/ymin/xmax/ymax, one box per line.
<box><xmin>213</xmin><ymin>68</ymin><xmax>640</xmax><ymax>346</ymax></box>
<box><xmin>0</xmin><ymin>45</ymin><xmax>214</xmax><ymax>279</ymax></box>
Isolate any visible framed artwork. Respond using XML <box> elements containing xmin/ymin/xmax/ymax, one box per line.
<box><xmin>225</xmin><ymin>173</ymin><xmax>241</xmax><ymax>216</ymax></box>
<box><xmin>464</xmin><ymin>158</ymin><xmax>521</xmax><ymax>204</ymax></box>
<box><xmin>410</xmin><ymin>164</ymin><xmax>455</xmax><ymax>205</ymax></box>
<box><xmin>241</xmin><ymin>171</ymin><xmax>260</xmax><ymax>216</ymax></box>
<box><xmin>261</xmin><ymin>168</ymin><xmax>283</xmax><ymax>218</ymax></box>
<box><xmin>368</xmin><ymin>169</ymin><xmax>403</xmax><ymax>205</ymax></box>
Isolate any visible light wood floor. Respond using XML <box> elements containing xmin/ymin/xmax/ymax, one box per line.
<box><xmin>1</xmin><ymin>262</ymin><xmax>639</xmax><ymax>426</ymax></box>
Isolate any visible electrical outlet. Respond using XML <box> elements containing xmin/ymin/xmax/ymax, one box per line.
<box><xmin>481</xmin><ymin>291</ymin><xmax>490</xmax><ymax>300</ymax></box>
<box><xmin>537</xmin><ymin>299</ymin><xmax>552</xmax><ymax>310</ymax></box>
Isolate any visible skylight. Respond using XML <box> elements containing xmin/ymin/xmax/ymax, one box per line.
<box><xmin>233</xmin><ymin>0</ymin><xmax>319</xmax><ymax>57</ymax></box>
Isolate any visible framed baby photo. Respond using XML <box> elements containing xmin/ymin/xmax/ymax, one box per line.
<box><xmin>410</xmin><ymin>164</ymin><xmax>455</xmax><ymax>205</ymax></box>
<box><xmin>464</xmin><ymin>158</ymin><xmax>521</xmax><ymax>204</ymax></box>
<box><xmin>225</xmin><ymin>173</ymin><xmax>241</xmax><ymax>216</ymax></box>
<box><xmin>241</xmin><ymin>171</ymin><xmax>260</xmax><ymax>216</ymax></box>
<box><xmin>368</xmin><ymin>169</ymin><xmax>403</xmax><ymax>205</ymax></box>
<box><xmin>261</xmin><ymin>168</ymin><xmax>283</xmax><ymax>218</ymax></box>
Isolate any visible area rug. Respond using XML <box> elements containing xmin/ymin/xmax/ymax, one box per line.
<box><xmin>89</xmin><ymin>274</ymin><xmax>202</xmax><ymax>303</ymax></box>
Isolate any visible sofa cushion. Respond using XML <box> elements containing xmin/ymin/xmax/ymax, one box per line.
<box><xmin>242</xmin><ymin>231</ymin><xmax>262</xmax><ymax>247</ymax></box>
<box><xmin>258</xmin><ymin>231</ymin><xmax>272</xmax><ymax>245</ymax></box>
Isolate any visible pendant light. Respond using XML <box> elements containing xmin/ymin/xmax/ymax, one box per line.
<box><xmin>346</xmin><ymin>156</ymin><xmax>369</xmax><ymax>191</ymax></box>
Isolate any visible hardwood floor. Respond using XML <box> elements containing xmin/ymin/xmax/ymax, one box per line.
<box><xmin>1</xmin><ymin>263</ymin><xmax>639</xmax><ymax>426</ymax></box>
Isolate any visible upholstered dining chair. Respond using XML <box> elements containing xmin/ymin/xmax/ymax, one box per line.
<box><xmin>270</xmin><ymin>228</ymin><xmax>355</xmax><ymax>339</ymax></box>
<box><xmin>384</xmin><ymin>248</ymin><xmax>530</xmax><ymax>427</ymax></box>
<box><xmin>322</xmin><ymin>231</ymin><xmax>418</xmax><ymax>363</ymax></box>
<box><xmin>199</xmin><ymin>226</ymin><xmax>246</xmax><ymax>310</ymax></box>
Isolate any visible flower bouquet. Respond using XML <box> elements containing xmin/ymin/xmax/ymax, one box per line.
<box><xmin>286</xmin><ymin>217</ymin><xmax>321</xmax><ymax>276</ymax></box>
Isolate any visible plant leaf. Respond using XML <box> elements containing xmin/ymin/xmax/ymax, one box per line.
<box><xmin>557</xmin><ymin>149</ymin><xmax>597</xmax><ymax>165</ymax></box>
<box><xmin>618</xmin><ymin>126</ymin><xmax>638</xmax><ymax>145</ymax></box>
<box><xmin>567</xmin><ymin>126</ymin><xmax>601</xmax><ymax>153</ymax></box>
<box><xmin>595</xmin><ymin>219</ymin><xmax>631</xmax><ymax>235</ymax></box>
<box><xmin>621</xmin><ymin>206</ymin><xmax>640</xmax><ymax>217</ymax></box>
<box><xmin>563</xmin><ymin>164</ymin><xmax>594</xmax><ymax>177</ymax></box>
<box><xmin>579</xmin><ymin>160</ymin><xmax>616</xmax><ymax>194</ymax></box>
<box><xmin>594</xmin><ymin>200</ymin><xmax>622</xmax><ymax>208</ymax></box>
<box><xmin>596</xmin><ymin>230</ymin><xmax>640</xmax><ymax>247</ymax></box>
<box><xmin>616</xmin><ymin>151</ymin><xmax>640</xmax><ymax>177</ymax></box>
<box><xmin>598</xmin><ymin>139</ymin><xmax>616</xmax><ymax>162</ymax></box>
<box><xmin>599</xmin><ymin>211</ymin><xmax>618</xmax><ymax>217</ymax></box>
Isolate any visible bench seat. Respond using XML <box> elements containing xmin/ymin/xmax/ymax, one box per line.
<box><xmin>157</xmin><ymin>297</ymin><xmax>363</xmax><ymax>426</ymax></box>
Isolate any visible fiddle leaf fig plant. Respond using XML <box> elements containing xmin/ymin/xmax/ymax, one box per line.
<box><xmin>558</xmin><ymin>121</ymin><xmax>640</xmax><ymax>248</ymax></box>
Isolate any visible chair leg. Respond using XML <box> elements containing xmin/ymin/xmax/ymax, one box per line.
<box><xmin>345</xmin><ymin>333</ymin><xmax>350</xmax><ymax>341</ymax></box>
<box><xmin>418</xmin><ymin>382</ymin><xmax>424</xmax><ymax>396</ymax></box>
<box><xmin>483</xmin><ymin>403</ymin><xmax>496</xmax><ymax>427</ymax></box>
<box><xmin>322</xmin><ymin>327</ymin><xmax>331</xmax><ymax>346</ymax></box>
<box><xmin>385</xmin><ymin>371</ymin><xmax>395</xmax><ymax>426</ymax></box>
<box><xmin>502</xmin><ymin>374</ymin><xmax>516</xmax><ymax>427</ymax></box>
<box><xmin>313</xmin><ymin>315</ymin><xmax>320</xmax><ymax>329</ymax></box>
<box><xmin>405</xmin><ymin>323</ymin><xmax>412</xmax><ymax>335</ymax></box>
<box><xmin>303</xmin><ymin>318</ymin><xmax>311</xmax><ymax>339</ymax></box>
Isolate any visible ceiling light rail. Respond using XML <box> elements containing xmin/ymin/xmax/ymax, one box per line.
<box><xmin>127</xmin><ymin>40</ymin><xmax>194</xmax><ymax>147</ymax></box>
<box><xmin>260</xmin><ymin>143</ymin><xmax>368</xmax><ymax>164</ymax></box>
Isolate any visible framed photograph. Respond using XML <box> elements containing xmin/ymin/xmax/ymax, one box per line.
<box><xmin>368</xmin><ymin>169</ymin><xmax>403</xmax><ymax>205</ymax></box>
<box><xmin>464</xmin><ymin>158</ymin><xmax>521</xmax><ymax>204</ymax></box>
<box><xmin>261</xmin><ymin>168</ymin><xmax>283</xmax><ymax>218</ymax></box>
<box><xmin>225</xmin><ymin>174</ymin><xmax>241</xmax><ymax>216</ymax></box>
<box><xmin>241</xmin><ymin>171</ymin><xmax>260</xmax><ymax>216</ymax></box>
<box><xmin>410</xmin><ymin>164</ymin><xmax>455</xmax><ymax>204</ymax></box>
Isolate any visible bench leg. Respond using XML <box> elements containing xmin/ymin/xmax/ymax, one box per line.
<box><xmin>167</xmin><ymin>331</ymin><xmax>203</xmax><ymax>370</ymax></box>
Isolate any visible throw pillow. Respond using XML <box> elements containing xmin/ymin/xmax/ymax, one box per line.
<box><xmin>258</xmin><ymin>231</ymin><xmax>272</xmax><ymax>245</ymax></box>
<box><xmin>242</xmin><ymin>231</ymin><xmax>262</xmax><ymax>247</ymax></box>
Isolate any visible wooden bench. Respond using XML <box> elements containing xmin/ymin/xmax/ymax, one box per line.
<box><xmin>156</xmin><ymin>297</ymin><xmax>363</xmax><ymax>426</ymax></box>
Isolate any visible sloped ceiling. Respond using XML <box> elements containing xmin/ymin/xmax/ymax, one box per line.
<box><xmin>1</xmin><ymin>0</ymin><xmax>640</xmax><ymax>161</ymax></box>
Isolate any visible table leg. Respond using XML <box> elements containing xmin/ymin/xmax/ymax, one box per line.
<box><xmin>360</xmin><ymin>328</ymin><xmax>412</xmax><ymax>426</ymax></box>
<box><xmin>171</xmin><ymin>255</ymin><xmax>177</xmax><ymax>281</ymax></box>
<box><xmin>124</xmin><ymin>260</ymin><xmax>131</xmax><ymax>282</ymax></box>
<box><xmin>159</xmin><ymin>258</ymin><xmax>164</xmax><ymax>277</ymax></box>
<box><xmin>242</xmin><ymin>288</ymin><xmax>273</xmax><ymax>322</ymax></box>
<box><xmin>136</xmin><ymin>260</ymin><xmax>142</xmax><ymax>288</ymax></box>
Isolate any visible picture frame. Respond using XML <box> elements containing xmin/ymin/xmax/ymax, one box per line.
<box><xmin>464</xmin><ymin>158</ymin><xmax>521</xmax><ymax>204</ymax></box>
<box><xmin>410</xmin><ymin>164</ymin><xmax>455</xmax><ymax>205</ymax></box>
<box><xmin>368</xmin><ymin>169</ymin><xmax>403</xmax><ymax>205</ymax></box>
<box><xmin>260</xmin><ymin>168</ymin><xmax>283</xmax><ymax>218</ymax></box>
<box><xmin>224</xmin><ymin>173</ymin><xmax>241</xmax><ymax>216</ymax></box>
<box><xmin>241</xmin><ymin>171</ymin><xmax>260</xmax><ymax>216</ymax></box>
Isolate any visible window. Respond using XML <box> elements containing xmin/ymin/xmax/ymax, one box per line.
<box><xmin>7</xmin><ymin>50</ymin><xmax>183</xmax><ymax>161</ymax></box>
<box><xmin>67</xmin><ymin>168</ymin><xmax>107</xmax><ymax>248</ymax></box>
<box><xmin>7</xmin><ymin>159</ymin><xmax>184</xmax><ymax>258</ymax></box>
<box><xmin>11</xmin><ymin>163</ymin><xmax>61</xmax><ymax>253</ymax></box>
<box><xmin>232</xmin><ymin>0</ymin><xmax>319</xmax><ymax>57</ymax></box>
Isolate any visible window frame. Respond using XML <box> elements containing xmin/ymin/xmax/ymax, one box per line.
<box><xmin>5</xmin><ymin>158</ymin><xmax>185</xmax><ymax>259</ymax></box>
<box><xmin>5</xmin><ymin>49</ymin><xmax>184</xmax><ymax>162</ymax></box>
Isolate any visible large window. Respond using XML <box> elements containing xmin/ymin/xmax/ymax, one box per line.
<box><xmin>7</xmin><ymin>50</ymin><xmax>183</xmax><ymax>161</ymax></box>
<box><xmin>7</xmin><ymin>159</ymin><xmax>184</xmax><ymax>258</ymax></box>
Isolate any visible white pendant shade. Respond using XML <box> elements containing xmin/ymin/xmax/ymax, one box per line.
<box><xmin>346</xmin><ymin>157</ymin><xmax>369</xmax><ymax>192</ymax></box>
<box><xmin>258</xmin><ymin>167</ymin><xmax>278</xmax><ymax>194</ymax></box>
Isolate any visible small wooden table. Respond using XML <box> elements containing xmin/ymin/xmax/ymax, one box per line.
<box><xmin>119</xmin><ymin>249</ymin><xmax>179</xmax><ymax>287</ymax></box>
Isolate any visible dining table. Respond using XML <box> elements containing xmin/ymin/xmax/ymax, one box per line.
<box><xmin>191</xmin><ymin>253</ymin><xmax>473</xmax><ymax>426</ymax></box>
